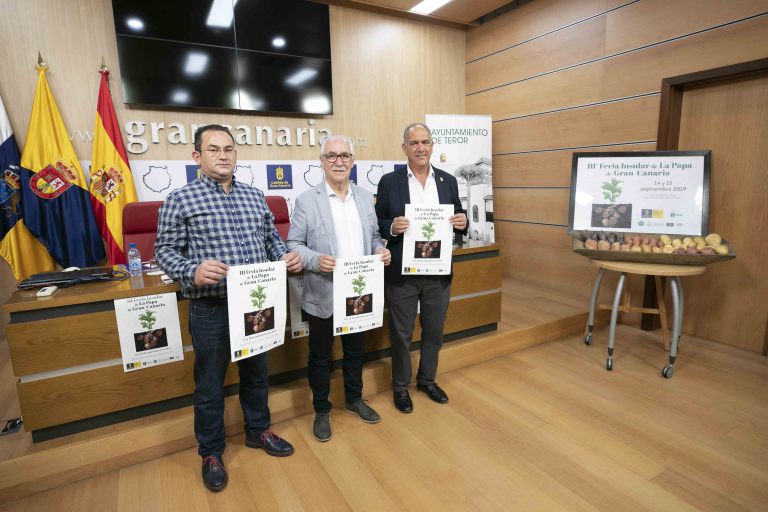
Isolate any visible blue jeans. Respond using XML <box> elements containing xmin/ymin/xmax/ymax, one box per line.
<box><xmin>190</xmin><ymin>297</ymin><xmax>270</xmax><ymax>458</ymax></box>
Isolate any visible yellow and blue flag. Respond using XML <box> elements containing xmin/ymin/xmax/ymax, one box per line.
<box><xmin>19</xmin><ymin>64</ymin><xmax>105</xmax><ymax>268</ymax></box>
<box><xmin>0</xmin><ymin>94</ymin><xmax>56</xmax><ymax>280</ymax></box>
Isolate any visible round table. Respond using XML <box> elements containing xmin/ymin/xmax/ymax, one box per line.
<box><xmin>584</xmin><ymin>260</ymin><xmax>706</xmax><ymax>377</ymax></box>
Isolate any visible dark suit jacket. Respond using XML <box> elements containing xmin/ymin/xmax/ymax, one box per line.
<box><xmin>376</xmin><ymin>165</ymin><xmax>466</xmax><ymax>283</ymax></box>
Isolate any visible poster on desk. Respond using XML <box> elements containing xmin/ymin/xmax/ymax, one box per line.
<box><xmin>115</xmin><ymin>293</ymin><xmax>184</xmax><ymax>372</ymax></box>
<box><xmin>333</xmin><ymin>255</ymin><xmax>384</xmax><ymax>335</ymax></box>
<box><xmin>227</xmin><ymin>261</ymin><xmax>287</xmax><ymax>361</ymax></box>
<box><xmin>288</xmin><ymin>273</ymin><xmax>309</xmax><ymax>339</ymax></box>
<box><xmin>401</xmin><ymin>204</ymin><xmax>454</xmax><ymax>275</ymax></box>
<box><xmin>569</xmin><ymin>151</ymin><xmax>711</xmax><ymax>236</ymax></box>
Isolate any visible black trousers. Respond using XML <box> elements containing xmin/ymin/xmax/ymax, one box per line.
<box><xmin>386</xmin><ymin>276</ymin><xmax>451</xmax><ymax>391</ymax></box>
<box><xmin>305</xmin><ymin>310</ymin><xmax>366</xmax><ymax>413</ymax></box>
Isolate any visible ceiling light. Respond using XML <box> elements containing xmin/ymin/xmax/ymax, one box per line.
<box><xmin>285</xmin><ymin>69</ymin><xmax>317</xmax><ymax>86</ymax></box>
<box><xmin>206</xmin><ymin>0</ymin><xmax>239</xmax><ymax>28</ymax></box>
<box><xmin>184</xmin><ymin>52</ymin><xmax>209</xmax><ymax>75</ymax></box>
<box><xmin>409</xmin><ymin>0</ymin><xmax>452</xmax><ymax>15</ymax></box>
<box><xmin>126</xmin><ymin>17</ymin><xmax>144</xmax><ymax>31</ymax></box>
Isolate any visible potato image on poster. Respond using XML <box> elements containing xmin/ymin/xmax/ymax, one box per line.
<box><xmin>243</xmin><ymin>285</ymin><xmax>275</xmax><ymax>335</ymax></box>
<box><xmin>591</xmin><ymin>179</ymin><xmax>632</xmax><ymax>228</ymax></box>
<box><xmin>133</xmin><ymin>310</ymin><xmax>169</xmax><ymax>352</ymax></box>
<box><xmin>413</xmin><ymin>221</ymin><xmax>442</xmax><ymax>259</ymax></box>
<box><xmin>346</xmin><ymin>274</ymin><xmax>373</xmax><ymax>316</ymax></box>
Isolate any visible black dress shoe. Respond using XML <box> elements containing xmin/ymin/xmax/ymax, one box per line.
<box><xmin>201</xmin><ymin>455</ymin><xmax>228</xmax><ymax>492</ymax></box>
<box><xmin>417</xmin><ymin>382</ymin><xmax>449</xmax><ymax>404</ymax></box>
<box><xmin>393</xmin><ymin>389</ymin><xmax>413</xmax><ymax>413</ymax></box>
<box><xmin>246</xmin><ymin>429</ymin><xmax>295</xmax><ymax>456</ymax></box>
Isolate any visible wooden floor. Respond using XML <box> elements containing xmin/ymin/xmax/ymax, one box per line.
<box><xmin>1</xmin><ymin>317</ymin><xmax>767</xmax><ymax>511</ymax></box>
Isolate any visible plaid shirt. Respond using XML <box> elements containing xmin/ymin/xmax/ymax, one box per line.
<box><xmin>155</xmin><ymin>173</ymin><xmax>287</xmax><ymax>298</ymax></box>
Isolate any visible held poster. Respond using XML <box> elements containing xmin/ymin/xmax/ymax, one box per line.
<box><xmin>333</xmin><ymin>255</ymin><xmax>384</xmax><ymax>335</ymax></box>
<box><xmin>227</xmin><ymin>261</ymin><xmax>287</xmax><ymax>361</ymax></box>
<box><xmin>426</xmin><ymin>114</ymin><xmax>494</xmax><ymax>244</ymax></box>
<box><xmin>401</xmin><ymin>204</ymin><xmax>454</xmax><ymax>275</ymax></box>
<box><xmin>569</xmin><ymin>151</ymin><xmax>710</xmax><ymax>235</ymax></box>
<box><xmin>115</xmin><ymin>293</ymin><xmax>184</xmax><ymax>372</ymax></box>
<box><xmin>288</xmin><ymin>273</ymin><xmax>309</xmax><ymax>339</ymax></box>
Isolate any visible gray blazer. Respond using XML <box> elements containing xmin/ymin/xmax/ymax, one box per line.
<box><xmin>286</xmin><ymin>182</ymin><xmax>384</xmax><ymax>318</ymax></box>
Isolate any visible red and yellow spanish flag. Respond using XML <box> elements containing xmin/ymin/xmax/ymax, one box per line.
<box><xmin>19</xmin><ymin>63</ymin><xmax>106</xmax><ymax>269</ymax></box>
<box><xmin>89</xmin><ymin>68</ymin><xmax>138</xmax><ymax>265</ymax></box>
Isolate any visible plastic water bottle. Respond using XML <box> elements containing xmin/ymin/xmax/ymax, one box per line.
<box><xmin>127</xmin><ymin>243</ymin><xmax>142</xmax><ymax>277</ymax></box>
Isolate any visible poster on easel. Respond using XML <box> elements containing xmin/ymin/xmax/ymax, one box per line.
<box><xmin>115</xmin><ymin>293</ymin><xmax>184</xmax><ymax>372</ymax></box>
<box><xmin>568</xmin><ymin>151</ymin><xmax>711</xmax><ymax>236</ymax></box>
<box><xmin>288</xmin><ymin>273</ymin><xmax>309</xmax><ymax>339</ymax></box>
<box><xmin>227</xmin><ymin>261</ymin><xmax>287</xmax><ymax>361</ymax></box>
<box><xmin>332</xmin><ymin>255</ymin><xmax>384</xmax><ymax>335</ymax></box>
<box><xmin>401</xmin><ymin>204</ymin><xmax>454</xmax><ymax>275</ymax></box>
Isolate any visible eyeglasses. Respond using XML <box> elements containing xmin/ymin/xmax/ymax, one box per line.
<box><xmin>202</xmin><ymin>147</ymin><xmax>236</xmax><ymax>157</ymax></box>
<box><xmin>322</xmin><ymin>152</ymin><xmax>354</xmax><ymax>163</ymax></box>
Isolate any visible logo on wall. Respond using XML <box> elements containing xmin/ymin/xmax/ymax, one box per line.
<box><xmin>91</xmin><ymin>166</ymin><xmax>126</xmax><ymax>203</ymax></box>
<box><xmin>30</xmin><ymin>160</ymin><xmax>77</xmax><ymax>199</ymax></box>
<box><xmin>267</xmin><ymin>164</ymin><xmax>293</xmax><ymax>189</ymax></box>
<box><xmin>185</xmin><ymin>165</ymin><xmax>201</xmax><ymax>183</ymax></box>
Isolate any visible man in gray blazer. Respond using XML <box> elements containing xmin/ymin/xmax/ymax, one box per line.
<box><xmin>287</xmin><ymin>135</ymin><xmax>391</xmax><ymax>442</ymax></box>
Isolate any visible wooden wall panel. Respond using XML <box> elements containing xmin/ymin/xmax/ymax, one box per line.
<box><xmin>494</xmin><ymin>143</ymin><xmax>656</xmax><ymax>188</ymax></box>
<box><xmin>494</xmin><ymin>189</ymin><xmax>570</xmax><ymax>226</ymax></box>
<box><xmin>465</xmin><ymin>0</ymin><xmax>628</xmax><ymax>62</ymax></box>
<box><xmin>676</xmin><ymin>75</ymin><xmax>768</xmax><ymax>352</ymax></box>
<box><xmin>468</xmin><ymin>16</ymin><xmax>768</xmax><ymax>121</ymax></box>
<box><xmin>468</xmin><ymin>0</ymin><xmax>768</xmax><ymax>94</ymax></box>
<box><xmin>451</xmin><ymin>257</ymin><xmax>502</xmax><ymax>296</ymax></box>
<box><xmin>0</xmin><ymin>1</ymin><xmax>464</xmax><ymax>162</ymax></box>
<box><xmin>495</xmin><ymin>222</ymin><xmax>597</xmax><ymax>299</ymax></box>
<box><xmin>494</xmin><ymin>95</ymin><xmax>660</xmax><ymax>154</ymax></box>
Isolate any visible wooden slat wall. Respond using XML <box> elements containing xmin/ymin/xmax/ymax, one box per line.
<box><xmin>466</xmin><ymin>0</ymin><xmax>768</xmax><ymax>304</ymax></box>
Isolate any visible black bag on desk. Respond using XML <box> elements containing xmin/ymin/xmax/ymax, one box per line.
<box><xmin>18</xmin><ymin>266</ymin><xmax>118</xmax><ymax>289</ymax></box>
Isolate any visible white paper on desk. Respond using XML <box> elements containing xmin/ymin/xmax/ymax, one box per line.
<box><xmin>288</xmin><ymin>273</ymin><xmax>309</xmax><ymax>339</ymax></box>
<box><xmin>333</xmin><ymin>255</ymin><xmax>384</xmax><ymax>335</ymax></box>
<box><xmin>115</xmin><ymin>293</ymin><xmax>184</xmax><ymax>372</ymax></box>
<box><xmin>401</xmin><ymin>204</ymin><xmax>454</xmax><ymax>275</ymax></box>
<box><xmin>227</xmin><ymin>261</ymin><xmax>287</xmax><ymax>361</ymax></box>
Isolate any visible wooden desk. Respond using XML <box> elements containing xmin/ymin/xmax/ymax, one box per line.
<box><xmin>584</xmin><ymin>260</ymin><xmax>705</xmax><ymax>377</ymax></box>
<box><xmin>3</xmin><ymin>243</ymin><xmax>501</xmax><ymax>440</ymax></box>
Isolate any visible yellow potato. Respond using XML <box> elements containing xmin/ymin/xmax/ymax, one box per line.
<box><xmin>705</xmin><ymin>233</ymin><xmax>722</xmax><ymax>247</ymax></box>
<box><xmin>660</xmin><ymin>235</ymin><xmax>671</xmax><ymax>244</ymax></box>
<box><xmin>693</xmin><ymin>236</ymin><xmax>705</xmax><ymax>246</ymax></box>
<box><xmin>714</xmin><ymin>244</ymin><xmax>729</xmax><ymax>255</ymax></box>
<box><xmin>630</xmin><ymin>245</ymin><xmax>642</xmax><ymax>253</ymax></box>
<box><xmin>671</xmin><ymin>239</ymin><xmax>682</xmax><ymax>248</ymax></box>
<box><xmin>696</xmin><ymin>241</ymin><xmax>707</xmax><ymax>250</ymax></box>
<box><xmin>652</xmin><ymin>246</ymin><xmax>662</xmax><ymax>253</ymax></box>
<box><xmin>662</xmin><ymin>245</ymin><xmax>675</xmax><ymax>254</ymax></box>
<box><xmin>641</xmin><ymin>244</ymin><xmax>652</xmax><ymax>253</ymax></box>
<box><xmin>682</xmin><ymin>237</ymin><xmax>693</xmax><ymax>246</ymax></box>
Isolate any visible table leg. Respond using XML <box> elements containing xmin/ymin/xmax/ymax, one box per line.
<box><xmin>606</xmin><ymin>272</ymin><xmax>626</xmax><ymax>371</ymax></box>
<box><xmin>584</xmin><ymin>267</ymin><xmax>607</xmax><ymax>345</ymax></box>
<box><xmin>663</xmin><ymin>276</ymin><xmax>683</xmax><ymax>378</ymax></box>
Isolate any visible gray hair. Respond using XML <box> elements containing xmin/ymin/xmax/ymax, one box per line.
<box><xmin>320</xmin><ymin>135</ymin><xmax>354</xmax><ymax>158</ymax></box>
<box><xmin>402</xmin><ymin>123</ymin><xmax>432</xmax><ymax>144</ymax></box>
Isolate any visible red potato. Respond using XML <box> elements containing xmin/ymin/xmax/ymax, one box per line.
<box><xmin>611</xmin><ymin>242</ymin><xmax>621</xmax><ymax>251</ymax></box>
<box><xmin>621</xmin><ymin>243</ymin><xmax>631</xmax><ymax>251</ymax></box>
<box><xmin>585</xmin><ymin>239</ymin><xmax>598</xmax><ymax>250</ymax></box>
<box><xmin>597</xmin><ymin>240</ymin><xmax>611</xmax><ymax>250</ymax></box>
<box><xmin>700</xmin><ymin>247</ymin><xmax>715</xmax><ymax>255</ymax></box>
<box><xmin>687</xmin><ymin>247</ymin><xmax>699</xmax><ymax>255</ymax></box>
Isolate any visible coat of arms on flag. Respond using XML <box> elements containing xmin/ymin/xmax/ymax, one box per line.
<box><xmin>1</xmin><ymin>165</ymin><xmax>20</xmax><ymax>213</ymax></box>
<box><xmin>91</xmin><ymin>166</ymin><xmax>126</xmax><ymax>202</ymax></box>
<box><xmin>30</xmin><ymin>160</ymin><xmax>77</xmax><ymax>199</ymax></box>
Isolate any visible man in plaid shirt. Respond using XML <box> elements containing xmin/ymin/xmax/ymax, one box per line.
<box><xmin>155</xmin><ymin>125</ymin><xmax>302</xmax><ymax>492</ymax></box>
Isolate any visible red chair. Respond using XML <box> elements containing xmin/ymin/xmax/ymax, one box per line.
<box><xmin>121</xmin><ymin>196</ymin><xmax>291</xmax><ymax>263</ymax></box>
<box><xmin>122</xmin><ymin>201</ymin><xmax>163</xmax><ymax>263</ymax></box>
<box><xmin>265</xmin><ymin>195</ymin><xmax>290</xmax><ymax>240</ymax></box>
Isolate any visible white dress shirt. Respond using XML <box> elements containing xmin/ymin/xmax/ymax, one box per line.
<box><xmin>325</xmin><ymin>182</ymin><xmax>364</xmax><ymax>258</ymax></box>
<box><xmin>407</xmin><ymin>164</ymin><xmax>440</xmax><ymax>205</ymax></box>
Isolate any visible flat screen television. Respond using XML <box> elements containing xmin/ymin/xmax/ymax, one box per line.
<box><xmin>111</xmin><ymin>0</ymin><xmax>333</xmax><ymax>115</ymax></box>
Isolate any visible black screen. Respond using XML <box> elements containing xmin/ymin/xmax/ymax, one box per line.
<box><xmin>112</xmin><ymin>0</ymin><xmax>332</xmax><ymax>115</ymax></box>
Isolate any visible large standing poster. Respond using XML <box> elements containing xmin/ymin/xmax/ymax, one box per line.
<box><xmin>426</xmin><ymin>114</ymin><xmax>494</xmax><ymax>244</ymax></box>
<box><xmin>227</xmin><ymin>261</ymin><xmax>287</xmax><ymax>361</ymax></box>
<box><xmin>114</xmin><ymin>293</ymin><xmax>184</xmax><ymax>372</ymax></box>
<box><xmin>332</xmin><ymin>255</ymin><xmax>384</xmax><ymax>335</ymax></box>
<box><xmin>568</xmin><ymin>151</ymin><xmax>710</xmax><ymax>235</ymax></box>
